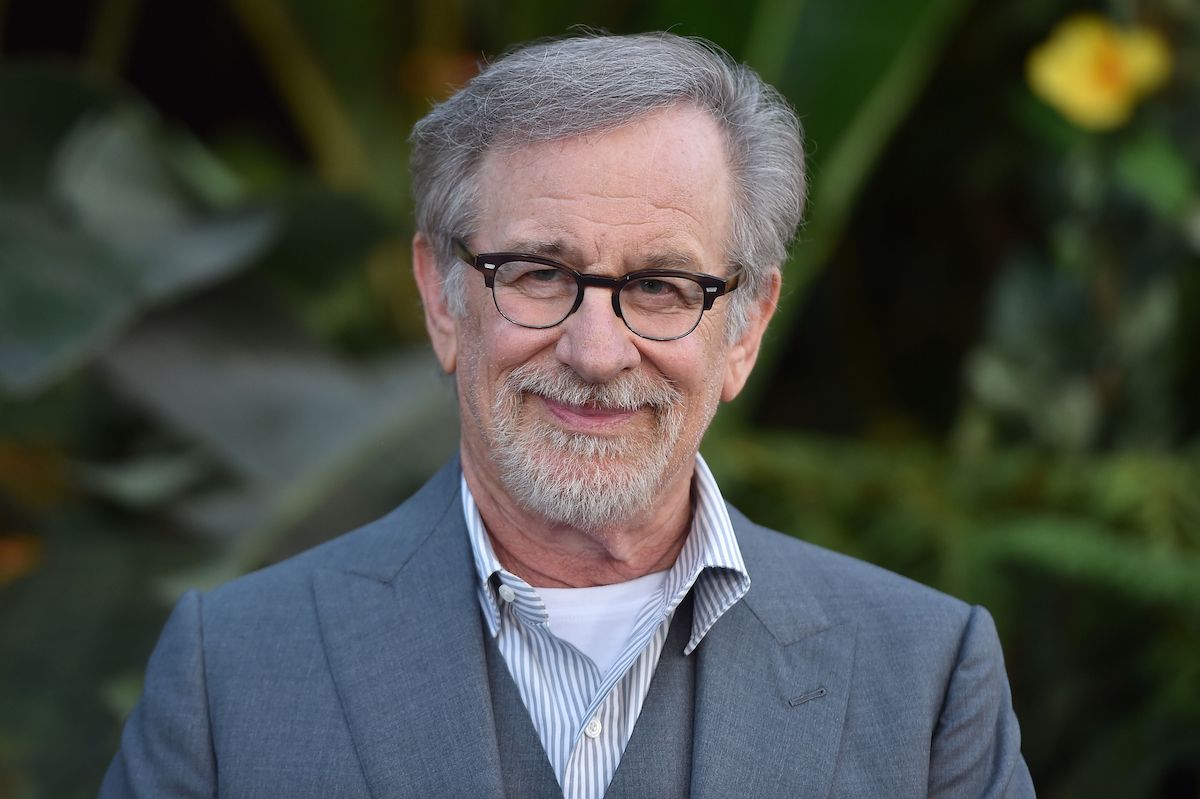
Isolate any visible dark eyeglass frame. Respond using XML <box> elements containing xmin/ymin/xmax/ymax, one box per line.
<box><xmin>452</xmin><ymin>237</ymin><xmax>740</xmax><ymax>341</ymax></box>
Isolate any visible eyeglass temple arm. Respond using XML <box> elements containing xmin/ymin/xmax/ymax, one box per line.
<box><xmin>451</xmin><ymin>237</ymin><xmax>476</xmax><ymax>266</ymax></box>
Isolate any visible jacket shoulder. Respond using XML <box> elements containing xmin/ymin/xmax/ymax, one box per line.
<box><xmin>730</xmin><ymin>504</ymin><xmax>973</xmax><ymax>636</ymax></box>
<box><xmin>202</xmin><ymin>458</ymin><xmax>462</xmax><ymax>618</ymax></box>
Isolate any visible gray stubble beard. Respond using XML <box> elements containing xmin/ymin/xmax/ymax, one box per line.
<box><xmin>487</xmin><ymin>362</ymin><xmax>687</xmax><ymax>532</ymax></box>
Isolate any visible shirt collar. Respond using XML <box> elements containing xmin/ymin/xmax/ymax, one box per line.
<box><xmin>462</xmin><ymin>452</ymin><xmax>750</xmax><ymax>652</ymax></box>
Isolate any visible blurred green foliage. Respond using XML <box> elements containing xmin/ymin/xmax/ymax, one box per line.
<box><xmin>1</xmin><ymin>0</ymin><xmax>1198</xmax><ymax>797</ymax></box>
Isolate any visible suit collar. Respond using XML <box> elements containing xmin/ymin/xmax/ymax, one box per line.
<box><xmin>312</xmin><ymin>456</ymin><xmax>505</xmax><ymax>798</ymax></box>
<box><xmin>322</xmin><ymin>456</ymin><xmax>463</xmax><ymax>583</ymax></box>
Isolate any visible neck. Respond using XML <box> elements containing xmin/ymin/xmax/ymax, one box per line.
<box><xmin>462</xmin><ymin>454</ymin><xmax>694</xmax><ymax>588</ymax></box>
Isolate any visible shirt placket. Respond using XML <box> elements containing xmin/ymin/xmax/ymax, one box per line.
<box><xmin>499</xmin><ymin>575</ymin><xmax>599</xmax><ymax>780</ymax></box>
<box><xmin>562</xmin><ymin>683</ymin><xmax>628</xmax><ymax>799</ymax></box>
<box><xmin>499</xmin><ymin>573</ymin><xmax>670</xmax><ymax>799</ymax></box>
<box><xmin>466</xmin><ymin>462</ymin><xmax>751</xmax><ymax>799</ymax></box>
<box><xmin>559</xmin><ymin>604</ymin><xmax>671</xmax><ymax>799</ymax></box>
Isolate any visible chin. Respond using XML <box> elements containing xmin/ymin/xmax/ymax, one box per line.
<box><xmin>494</xmin><ymin>423</ymin><xmax>669</xmax><ymax>531</ymax></box>
<box><xmin>483</xmin><ymin>362</ymin><xmax>689</xmax><ymax>530</ymax></box>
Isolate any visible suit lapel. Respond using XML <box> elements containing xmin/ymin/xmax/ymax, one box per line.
<box><xmin>691</xmin><ymin>521</ymin><xmax>857</xmax><ymax>799</ymax></box>
<box><xmin>313</xmin><ymin>469</ymin><xmax>505</xmax><ymax>798</ymax></box>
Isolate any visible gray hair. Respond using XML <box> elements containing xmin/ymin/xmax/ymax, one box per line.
<box><xmin>409</xmin><ymin>32</ymin><xmax>806</xmax><ymax>338</ymax></box>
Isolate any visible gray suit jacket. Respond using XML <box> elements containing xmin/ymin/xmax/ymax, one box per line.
<box><xmin>102</xmin><ymin>458</ymin><xmax>1034</xmax><ymax>798</ymax></box>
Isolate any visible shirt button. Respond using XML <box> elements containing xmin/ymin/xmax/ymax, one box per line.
<box><xmin>497</xmin><ymin>584</ymin><xmax>516</xmax><ymax>603</ymax></box>
<box><xmin>584</xmin><ymin>718</ymin><xmax>602</xmax><ymax>739</ymax></box>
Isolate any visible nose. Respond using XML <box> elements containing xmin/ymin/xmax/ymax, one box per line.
<box><xmin>554</xmin><ymin>285</ymin><xmax>642</xmax><ymax>383</ymax></box>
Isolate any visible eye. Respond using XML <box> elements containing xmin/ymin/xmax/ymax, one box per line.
<box><xmin>495</xmin><ymin>260</ymin><xmax>574</xmax><ymax>297</ymax></box>
<box><xmin>636</xmin><ymin>279</ymin><xmax>672</xmax><ymax>295</ymax></box>
<box><xmin>624</xmin><ymin>275</ymin><xmax>703</xmax><ymax>307</ymax></box>
<box><xmin>496</xmin><ymin>261</ymin><xmax>563</xmax><ymax>282</ymax></box>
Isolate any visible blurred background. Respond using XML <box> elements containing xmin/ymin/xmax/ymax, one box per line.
<box><xmin>1</xmin><ymin>0</ymin><xmax>1198</xmax><ymax>796</ymax></box>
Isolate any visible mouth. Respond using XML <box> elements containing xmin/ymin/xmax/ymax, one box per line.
<box><xmin>537</xmin><ymin>395</ymin><xmax>641</xmax><ymax>434</ymax></box>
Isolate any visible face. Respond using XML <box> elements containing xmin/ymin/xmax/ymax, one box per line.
<box><xmin>415</xmin><ymin>105</ymin><xmax>777</xmax><ymax>533</ymax></box>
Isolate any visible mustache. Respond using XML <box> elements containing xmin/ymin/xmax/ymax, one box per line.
<box><xmin>502</xmin><ymin>362</ymin><xmax>682</xmax><ymax>412</ymax></box>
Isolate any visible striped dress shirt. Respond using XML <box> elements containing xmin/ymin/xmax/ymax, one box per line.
<box><xmin>463</xmin><ymin>453</ymin><xmax>750</xmax><ymax>799</ymax></box>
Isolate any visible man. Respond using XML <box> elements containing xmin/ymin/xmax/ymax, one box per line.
<box><xmin>103</xmin><ymin>33</ymin><xmax>1034</xmax><ymax>798</ymax></box>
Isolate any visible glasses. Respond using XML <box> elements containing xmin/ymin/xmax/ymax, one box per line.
<box><xmin>453</xmin><ymin>238</ymin><xmax>739</xmax><ymax>341</ymax></box>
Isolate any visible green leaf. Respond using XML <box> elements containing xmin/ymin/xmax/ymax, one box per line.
<box><xmin>0</xmin><ymin>66</ymin><xmax>121</xmax><ymax>203</ymax></box>
<box><xmin>0</xmin><ymin>200</ymin><xmax>278</xmax><ymax>397</ymax></box>
<box><xmin>1115</xmin><ymin>131</ymin><xmax>1196</xmax><ymax>220</ymax></box>
<box><xmin>98</xmin><ymin>289</ymin><xmax>433</xmax><ymax>486</ymax></box>
<box><xmin>1116</xmin><ymin>279</ymin><xmax>1176</xmax><ymax>359</ymax></box>
<box><xmin>0</xmin><ymin>73</ymin><xmax>282</xmax><ymax>397</ymax></box>
<box><xmin>50</xmin><ymin>107</ymin><xmax>193</xmax><ymax>244</ymax></box>
<box><xmin>75</xmin><ymin>452</ymin><xmax>210</xmax><ymax>509</ymax></box>
<box><xmin>0</xmin><ymin>69</ymin><xmax>397</xmax><ymax>398</ymax></box>
<box><xmin>48</xmin><ymin>107</ymin><xmax>283</xmax><ymax>301</ymax></box>
<box><xmin>0</xmin><ymin>206</ymin><xmax>142</xmax><ymax>395</ymax></box>
<box><xmin>983</xmin><ymin>515</ymin><xmax>1200</xmax><ymax>610</ymax></box>
<box><xmin>95</xmin><ymin>288</ymin><xmax>458</xmax><ymax>582</ymax></box>
<box><xmin>738</xmin><ymin>0</ymin><xmax>973</xmax><ymax>410</ymax></box>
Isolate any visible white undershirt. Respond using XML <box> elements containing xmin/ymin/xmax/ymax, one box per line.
<box><xmin>537</xmin><ymin>570</ymin><xmax>670</xmax><ymax>678</ymax></box>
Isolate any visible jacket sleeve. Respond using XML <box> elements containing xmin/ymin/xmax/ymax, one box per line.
<box><xmin>928</xmin><ymin>604</ymin><xmax>1036</xmax><ymax>798</ymax></box>
<box><xmin>100</xmin><ymin>590</ymin><xmax>216</xmax><ymax>799</ymax></box>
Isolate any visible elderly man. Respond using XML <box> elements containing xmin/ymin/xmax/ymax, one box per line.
<box><xmin>103</xmin><ymin>33</ymin><xmax>1034</xmax><ymax>798</ymax></box>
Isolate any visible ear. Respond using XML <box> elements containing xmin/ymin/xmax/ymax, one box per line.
<box><xmin>721</xmin><ymin>268</ymin><xmax>781</xmax><ymax>402</ymax></box>
<box><xmin>412</xmin><ymin>232</ymin><xmax>458</xmax><ymax>373</ymax></box>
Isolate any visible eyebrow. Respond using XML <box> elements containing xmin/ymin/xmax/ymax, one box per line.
<box><xmin>504</xmin><ymin>238</ymin><xmax>571</xmax><ymax>259</ymax></box>
<box><xmin>499</xmin><ymin>238</ymin><xmax>703</xmax><ymax>273</ymax></box>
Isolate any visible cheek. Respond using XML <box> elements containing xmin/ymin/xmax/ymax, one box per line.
<box><xmin>653</xmin><ymin>343</ymin><xmax>727</xmax><ymax>428</ymax></box>
<box><xmin>690</xmin><ymin>342</ymin><xmax>733</xmax><ymax>426</ymax></box>
<box><xmin>452</xmin><ymin>316</ymin><xmax>498</xmax><ymax>431</ymax></box>
<box><xmin>689</xmin><ymin>370</ymin><xmax>725</xmax><ymax>434</ymax></box>
<box><xmin>455</xmin><ymin>314</ymin><xmax>560</xmax><ymax>410</ymax></box>
<box><xmin>453</xmin><ymin>350</ymin><xmax>488</xmax><ymax>436</ymax></box>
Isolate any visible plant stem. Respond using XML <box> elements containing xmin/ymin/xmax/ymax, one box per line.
<box><xmin>224</xmin><ymin>0</ymin><xmax>369</xmax><ymax>188</ymax></box>
<box><xmin>743</xmin><ymin>0</ymin><xmax>807</xmax><ymax>82</ymax></box>
<box><xmin>86</xmin><ymin>0</ymin><xmax>143</xmax><ymax>77</ymax></box>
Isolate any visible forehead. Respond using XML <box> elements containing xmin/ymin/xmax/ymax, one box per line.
<box><xmin>474</xmin><ymin>106</ymin><xmax>733</xmax><ymax>266</ymax></box>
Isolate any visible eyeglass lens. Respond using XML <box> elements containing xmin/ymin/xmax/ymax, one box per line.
<box><xmin>491</xmin><ymin>260</ymin><xmax>707</xmax><ymax>339</ymax></box>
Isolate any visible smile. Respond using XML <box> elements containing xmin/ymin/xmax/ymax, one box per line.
<box><xmin>538</xmin><ymin>395</ymin><xmax>641</xmax><ymax>434</ymax></box>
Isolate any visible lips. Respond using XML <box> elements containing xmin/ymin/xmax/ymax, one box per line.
<box><xmin>539</xmin><ymin>395</ymin><xmax>639</xmax><ymax>434</ymax></box>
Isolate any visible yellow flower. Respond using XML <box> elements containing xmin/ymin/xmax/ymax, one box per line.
<box><xmin>1027</xmin><ymin>14</ymin><xmax>1171</xmax><ymax>131</ymax></box>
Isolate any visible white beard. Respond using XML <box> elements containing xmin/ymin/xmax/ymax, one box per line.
<box><xmin>487</xmin><ymin>362</ymin><xmax>685</xmax><ymax>531</ymax></box>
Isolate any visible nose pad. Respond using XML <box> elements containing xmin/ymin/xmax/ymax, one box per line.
<box><xmin>610</xmin><ymin>285</ymin><xmax>625</xmax><ymax>321</ymax></box>
<box><xmin>555</xmin><ymin>286</ymin><xmax>641</xmax><ymax>383</ymax></box>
